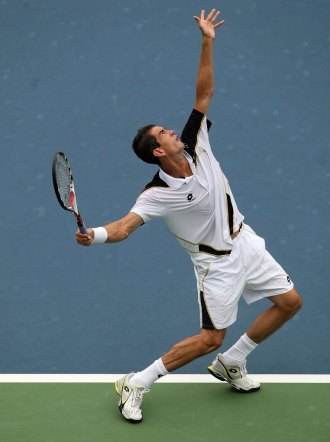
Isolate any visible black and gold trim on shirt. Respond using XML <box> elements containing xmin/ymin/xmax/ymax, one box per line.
<box><xmin>226</xmin><ymin>193</ymin><xmax>234</xmax><ymax>235</ymax></box>
<box><xmin>181</xmin><ymin>108</ymin><xmax>212</xmax><ymax>164</ymax></box>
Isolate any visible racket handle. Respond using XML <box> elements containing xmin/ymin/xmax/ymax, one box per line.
<box><xmin>75</xmin><ymin>213</ymin><xmax>87</xmax><ymax>234</ymax></box>
<box><xmin>78</xmin><ymin>223</ymin><xmax>87</xmax><ymax>234</ymax></box>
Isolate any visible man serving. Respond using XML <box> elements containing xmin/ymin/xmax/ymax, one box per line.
<box><xmin>76</xmin><ymin>8</ymin><xmax>302</xmax><ymax>424</ymax></box>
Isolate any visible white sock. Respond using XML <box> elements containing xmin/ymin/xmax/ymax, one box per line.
<box><xmin>221</xmin><ymin>333</ymin><xmax>258</xmax><ymax>365</ymax></box>
<box><xmin>129</xmin><ymin>358</ymin><xmax>169</xmax><ymax>388</ymax></box>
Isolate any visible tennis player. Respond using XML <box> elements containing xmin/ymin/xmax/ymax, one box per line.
<box><xmin>76</xmin><ymin>8</ymin><xmax>302</xmax><ymax>423</ymax></box>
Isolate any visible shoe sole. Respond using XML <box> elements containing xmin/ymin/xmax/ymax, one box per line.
<box><xmin>208</xmin><ymin>366</ymin><xmax>260</xmax><ymax>393</ymax></box>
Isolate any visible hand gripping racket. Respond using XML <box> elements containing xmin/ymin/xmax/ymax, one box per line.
<box><xmin>52</xmin><ymin>151</ymin><xmax>87</xmax><ymax>234</ymax></box>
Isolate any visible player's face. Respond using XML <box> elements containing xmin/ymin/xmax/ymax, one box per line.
<box><xmin>151</xmin><ymin>126</ymin><xmax>185</xmax><ymax>156</ymax></box>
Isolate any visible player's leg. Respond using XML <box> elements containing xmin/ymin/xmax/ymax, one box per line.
<box><xmin>216</xmin><ymin>225</ymin><xmax>302</xmax><ymax>392</ymax></box>
<box><xmin>115</xmin><ymin>328</ymin><xmax>225</xmax><ymax>423</ymax></box>
<box><xmin>161</xmin><ymin>328</ymin><xmax>226</xmax><ymax>371</ymax></box>
<box><xmin>129</xmin><ymin>327</ymin><xmax>226</xmax><ymax>385</ymax></box>
<box><xmin>213</xmin><ymin>288</ymin><xmax>302</xmax><ymax>392</ymax></box>
<box><xmin>246</xmin><ymin>288</ymin><xmax>302</xmax><ymax>343</ymax></box>
<box><xmin>193</xmin><ymin>240</ymin><xmax>261</xmax><ymax>392</ymax></box>
<box><xmin>116</xmin><ymin>250</ymin><xmax>244</xmax><ymax>422</ymax></box>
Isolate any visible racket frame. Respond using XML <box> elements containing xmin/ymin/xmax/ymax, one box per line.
<box><xmin>52</xmin><ymin>151</ymin><xmax>87</xmax><ymax>234</ymax></box>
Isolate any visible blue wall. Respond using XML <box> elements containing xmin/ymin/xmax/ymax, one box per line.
<box><xmin>0</xmin><ymin>0</ymin><xmax>329</xmax><ymax>374</ymax></box>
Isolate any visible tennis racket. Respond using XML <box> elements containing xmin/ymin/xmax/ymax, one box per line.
<box><xmin>52</xmin><ymin>151</ymin><xmax>87</xmax><ymax>234</ymax></box>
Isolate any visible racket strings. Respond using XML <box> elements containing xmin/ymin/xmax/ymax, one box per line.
<box><xmin>56</xmin><ymin>157</ymin><xmax>73</xmax><ymax>208</ymax></box>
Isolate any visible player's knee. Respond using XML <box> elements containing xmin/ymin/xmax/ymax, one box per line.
<box><xmin>280</xmin><ymin>289</ymin><xmax>303</xmax><ymax>318</ymax></box>
<box><xmin>200</xmin><ymin>329</ymin><xmax>225</xmax><ymax>354</ymax></box>
<box><xmin>291</xmin><ymin>292</ymin><xmax>303</xmax><ymax>315</ymax></box>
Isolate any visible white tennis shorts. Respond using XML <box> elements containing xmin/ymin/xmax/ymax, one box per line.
<box><xmin>192</xmin><ymin>224</ymin><xmax>294</xmax><ymax>330</ymax></box>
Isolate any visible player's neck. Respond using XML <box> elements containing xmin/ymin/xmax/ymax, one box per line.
<box><xmin>160</xmin><ymin>155</ymin><xmax>192</xmax><ymax>179</ymax></box>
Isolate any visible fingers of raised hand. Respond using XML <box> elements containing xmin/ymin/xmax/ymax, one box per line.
<box><xmin>206</xmin><ymin>8</ymin><xmax>218</xmax><ymax>22</ymax></box>
<box><xmin>208</xmin><ymin>9</ymin><xmax>224</xmax><ymax>29</ymax></box>
<box><xmin>213</xmin><ymin>19</ymin><xmax>225</xmax><ymax>29</ymax></box>
<box><xmin>193</xmin><ymin>9</ymin><xmax>204</xmax><ymax>22</ymax></box>
<box><xmin>195</xmin><ymin>8</ymin><xmax>223</xmax><ymax>26</ymax></box>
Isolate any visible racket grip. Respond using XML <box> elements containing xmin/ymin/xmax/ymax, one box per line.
<box><xmin>78</xmin><ymin>223</ymin><xmax>88</xmax><ymax>234</ymax></box>
<box><xmin>75</xmin><ymin>212</ymin><xmax>87</xmax><ymax>234</ymax></box>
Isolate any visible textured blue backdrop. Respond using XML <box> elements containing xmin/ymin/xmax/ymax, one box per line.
<box><xmin>0</xmin><ymin>0</ymin><xmax>329</xmax><ymax>374</ymax></box>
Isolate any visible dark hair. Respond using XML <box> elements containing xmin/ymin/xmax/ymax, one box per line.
<box><xmin>132</xmin><ymin>125</ymin><xmax>160</xmax><ymax>165</ymax></box>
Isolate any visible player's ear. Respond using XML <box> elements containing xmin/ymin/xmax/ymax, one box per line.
<box><xmin>153</xmin><ymin>148</ymin><xmax>165</xmax><ymax>158</ymax></box>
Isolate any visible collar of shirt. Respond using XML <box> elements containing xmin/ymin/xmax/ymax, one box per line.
<box><xmin>159</xmin><ymin>151</ymin><xmax>196</xmax><ymax>190</ymax></box>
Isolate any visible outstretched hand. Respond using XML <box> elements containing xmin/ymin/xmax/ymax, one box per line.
<box><xmin>194</xmin><ymin>8</ymin><xmax>224</xmax><ymax>39</ymax></box>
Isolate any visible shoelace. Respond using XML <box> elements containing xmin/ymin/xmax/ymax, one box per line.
<box><xmin>237</xmin><ymin>361</ymin><xmax>247</xmax><ymax>378</ymax></box>
<box><xmin>132</xmin><ymin>386</ymin><xmax>150</xmax><ymax>408</ymax></box>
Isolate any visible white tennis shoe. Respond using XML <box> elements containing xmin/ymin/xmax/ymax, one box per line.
<box><xmin>115</xmin><ymin>373</ymin><xmax>149</xmax><ymax>423</ymax></box>
<box><xmin>208</xmin><ymin>353</ymin><xmax>260</xmax><ymax>393</ymax></box>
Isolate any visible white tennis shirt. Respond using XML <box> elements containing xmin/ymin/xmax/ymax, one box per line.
<box><xmin>130</xmin><ymin>109</ymin><xmax>244</xmax><ymax>255</ymax></box>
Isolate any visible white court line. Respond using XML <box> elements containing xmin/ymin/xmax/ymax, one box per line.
<box><xmin>0</xmin><ymin>374</ymin><xmax>329</xmax><ymax>383</ymax></box>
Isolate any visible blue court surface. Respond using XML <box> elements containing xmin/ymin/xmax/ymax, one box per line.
<box><xmin>0</xmin><ymin>0</ymin><xmax>329</xmax><ymax>377</ymax></box>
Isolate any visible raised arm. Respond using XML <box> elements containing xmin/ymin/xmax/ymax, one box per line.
<box><xmin>193</xmin><ymin>8</ymin><xmax>224</xmax><ymax>115</ymax></box>
<box><xmin>76</xmin><ymin>212</ymin><xmax>144</xmax><ymax>246</ymax></box>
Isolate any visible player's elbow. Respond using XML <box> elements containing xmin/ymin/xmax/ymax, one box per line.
<box><xmin>113</xmin><ymin>213</ymin><xmax>141</xmax><ymax>242</ymax></box>
<box><xmin>195</xmin><ymin>92</ymin><xmax>213</xmax><ymax>115</ymax></box>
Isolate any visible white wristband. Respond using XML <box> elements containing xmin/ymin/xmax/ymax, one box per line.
<box><xmin>92</xmin><ymin>227</ymin><xmax>108</xmax><ymax>243</ymax></box>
